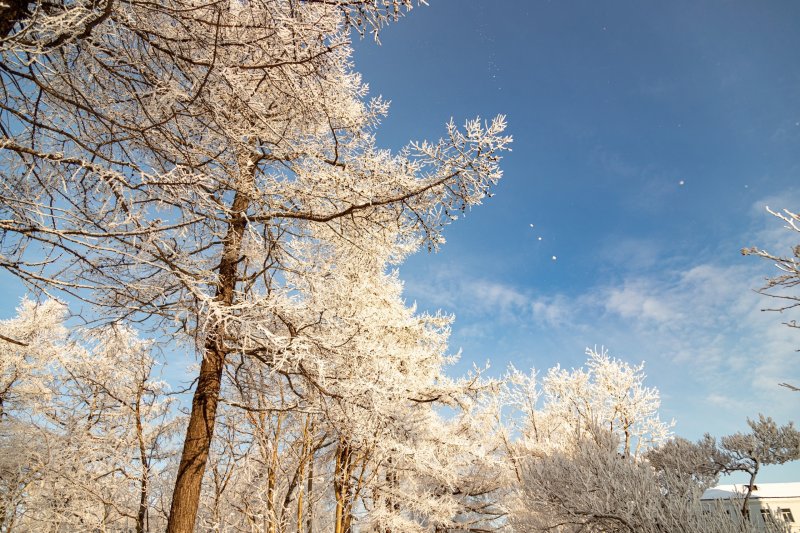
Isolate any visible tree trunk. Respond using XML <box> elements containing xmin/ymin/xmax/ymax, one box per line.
<box><xmin>166</xmin><ymin>179</ymin><xmax>252</xmax><ymax>533</ymax></box>
<box><xmin>384</xmin><ymin>456</ymin><xmax>399</xmax><ymax>533</ymax></box>
<box><xmin>296</xmin><ymin>417</ymin><xmax>311</xmax><ymax>533</ymax></box>
<box><xmin>334</xmin><ymin>441</ymin><xmax>353</xmax><ymax>533</ymax></box>
<box><xmin>267</xmin><ymin>413</ymin><xmax>283</xmax><ymax>533</ymax></box>
<box><xmin>306</xmin><ymin>449</ymin><xmax>314</xmax><ymax>533</ymax></box>
<box><xmin>166</xmin><ymin>335</ymin><xmax>227</xmax><ymax>533</ymax></box>
<box><xmin>296</xmin><ymin>460</ymin><xmax>305</xmax><ymax>533</ymax></box>
<box><xmin>135</xmin><ymin>388</ymin><xmax>149</xmax><ymax>533</ymax></box>
<box><xmin>741</xmin><ymin>463</ymin><xmax>760</xmax><ymax>519</ymax></box>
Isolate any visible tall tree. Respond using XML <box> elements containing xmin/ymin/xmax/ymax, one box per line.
<box><xmin>196</xmin><ymin>254</ymin><xmax>508</xmax><ymax>532</ymax></box>
<box><xmin>1</xmin><ymin>1</ymin><xmax>511</xmax><ymax>531</ymax></box>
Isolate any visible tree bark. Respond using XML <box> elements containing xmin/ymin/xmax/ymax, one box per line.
<box><xmin>135</xmin><ymin>387</ymin><xmax>149</xmax><ymax>533</ymax></box>
<box><xmin>333</xmin><ymin>441</ymin><xmax>353</xmax><ymax>533</ymax></box>
<box><xmin>166</xmin><ymin>180</ymin><xmax>251</xmax><ymax>533</ymax></box>
<box><xmin>166</xmin><ymin>326</ymin><xmax>227</xmax><ymax>532</ymax></box>
<box><xmin>296</xmin><ymin>417</ymin><xmax>311</xmax><ymax>533</ymax></box>
<box><xmin>267</xmin><ymin>413</ymin><xmax>283</xmax><ymax>533</ymax></box>
<box><xmin>384</xmin><ymin>456</ymin><xmax>399</xmax><ymax>533</ymax></box>
<box><xmin>741</xmin><ymin>462</ymin><xmax>760</xmax><ymax>519</ymax></box>
<box><xmin>306</xmin><ymin>448</ymin><xmax>314</xmax><ymax>533</ymax></box>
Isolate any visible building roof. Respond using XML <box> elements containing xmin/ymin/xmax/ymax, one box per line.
<box><xmin>702</xmin><ymin>483</ymin><xmax>800</xmax><ymax>501</ymax></box>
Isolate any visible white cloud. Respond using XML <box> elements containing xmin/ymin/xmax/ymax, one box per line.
<box><xmin>569</xmin><ymin>262</ymin><xmax>797</xmax><ymax>431</ymax></box>
<box><xmin>530</xmin><ymin>294</ymin><xmax>573</xmax><ymax>328</ymax></box>
<box><xmin>469</xmin><ymin>279</ymin><xmax>528</xmax><ymax>313</ymax></box>
<box><xmin>406</xmin><ymin>255</ymin><xmax>799</xmax><ymax>438</ymax></box>
<box><xmin>402</xmin><ymin>195</ymin><xmax>800</xmax><ymax>438</ymax></box>
<box><xmin>404</xmin><ymin>268</ymin><xmax>533</xmax><ymax>323</ymax></box>
<box><xmin>602</xmin><ymin>279</ymin><xmax>682</xmax><ymax>324</ymax></box>
<box><xmin>705</xmin><ymin>392</ymin><xmax>753</xmax><ymax>414</ymax></box>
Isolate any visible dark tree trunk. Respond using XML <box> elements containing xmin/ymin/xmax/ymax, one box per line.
<box><xmin>135</xmin><ymin>390</ymin><xmax>149</xmax><ymax>533</ymax></box>
<box><xmin>741</xmin><ymin>462</ymin><xmax>760</xmax><ymax>519</ymax></box>
<box><xmin>306</xmin><ymin>451</ymin><xmax>314</xmax><ymax>533</ymax></box>
<box><xmin>166</xmin><ymin>339</ymin><xmax>226</xmax><ymax>533</ymax></box>
<box><xmin>166</xmin><ymin>186</ymin><xmax>251</xmax><ymax>533</ymax></box>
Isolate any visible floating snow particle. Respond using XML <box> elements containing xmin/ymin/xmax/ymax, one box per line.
<box><xmin>679</xmin><ymin>180</ymin><xmax>685</xmax><ymax>186</ymax></box>
<box><xmin>551</xmin><ymin>255</ymin><xmax>557</xmax><ymax>261</ymax></box>
<box><xmin>538</xmin><ymin>236</ymin><xmax>543</xmax><ymax>241</ymax></box>
<box><xmin>529</xmin><ymin>223</ymin><xmax>535</xmax><ymax>228</ymax></box>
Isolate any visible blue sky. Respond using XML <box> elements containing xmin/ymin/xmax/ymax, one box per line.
<box><xmin>352</xmin><ymin>0</ymin><xmax>800</xmax><ymax>481</ymax></box>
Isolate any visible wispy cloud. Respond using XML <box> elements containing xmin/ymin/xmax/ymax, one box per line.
<box><xmin>602</xmin><ymin>278</ymin><xmax>683</xmax><ymax>324</ymax></box>
<box><xmin>401</xmin><ymin>191</ymin><xmax>800</xmax><ymax>444</ymax></box>
<box><xmin>470</xmin><ymin>279</ymin><xmax>528</xmax><ymax>314</ymax></box>
<box><xmin>530</xmin><ymin>294</ymin><xmax>574</xmax><ymax>328</ymax></box>
<box><xmin>404</xmin><ymin>227</ymin><xmax>799</xmax><ymax>439</ymax></box>
<box><xmin>404</xmin><ymin>269</ymin><xmax>529</xmax><ymax>322</ymax></box>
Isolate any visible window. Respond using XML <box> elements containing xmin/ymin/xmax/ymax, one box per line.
<box><xmin>779</xmin><ymin>508</ymin><xmax>795</xmax><ymax>523</ymax></box>
<box><xmin>760</xmin><ymin>509</ymin><xmax>772</xmax><ymax>523</ymax></box>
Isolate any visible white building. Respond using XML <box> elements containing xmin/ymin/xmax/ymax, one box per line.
<box><xmin>701</xmin><ymin>483</ymin><xmax>800</xmax><ymax>532</ymax></box>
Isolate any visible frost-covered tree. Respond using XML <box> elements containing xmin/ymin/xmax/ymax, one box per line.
<box><xmin>0</xmin><ymin>300</ymin><xmax>178</xmax><ymax>532</ymax></box>
<box><xmin>719</xmin><ymin>415</ymin><xmax>800</xmax><ymax>518</ymax></box>
<box><xmin>543</xmin><ymin>347</ymin><xmax>672</xmax><ymax>458</ymax></box>
<box><xmin>500</xmin><ymin>348</ymin><xmax>678</xmax><ymax>530</ymax></box>
<box><xmin>645</xmin><ymin>434</ymin><xmax>726</xmax><ymax>490</ymax></box>
<box><xmin>742</xmin><ymin>207</ymin><xmax>800</xmax><ymax>329</ymax></box>
<box><xmin>509</xmin><ymin>429</ymin><xmax>786</xmax><ymax>533</ymax></box>
<box><xmin>57</xmin><ymin>325</ymin><xmax>179</xmax><ymax>533</ymax></box>
<box><xmin>0</xmin><ymin>298</ymin><xmax>66</xmax><ymax>419</ymax></box>
<box><xmin>742</xmin><ymin>207</ymin><xmax>800</xmax><ymax>391</ymax></box>
<box><xmin>192</xmin><ymin>257</ymin><xmax>509</xmax><ymax>533</ymax></box>
<box><xmin>1</xmin><ymin>1</ymin><xmax>511</xmax><ymax>530</ymax></box>
<box><xmin>504</xmin><ymin>347</ymin><xmax>672</xmax><ymax>467</ymax></box>
<box><xmin>0</xmin><ymin>298</ymin><xmax>68</xmax><ymax>531</ymax></box>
